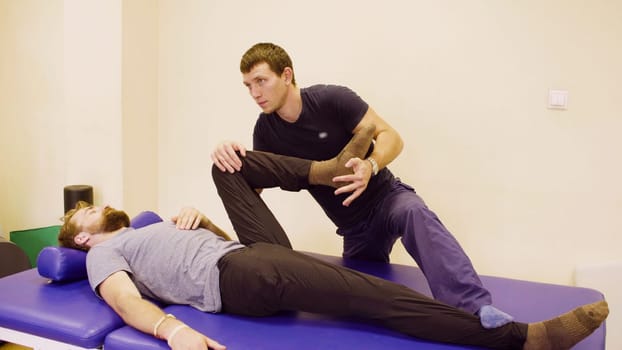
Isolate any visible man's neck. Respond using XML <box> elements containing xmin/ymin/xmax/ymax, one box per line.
<box><xmin>276</xmin><ymin>86</ymin><xmax>302</xmax><ymax>123</ymax></box>
<box><xmin>102</xmin><ymin>226</ymin><xmax>130</xmax><ymax>240</ymax></box>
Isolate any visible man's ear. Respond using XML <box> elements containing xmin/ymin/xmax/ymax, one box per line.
<box><xmin>282</xmin><ymin>67</ymin><xmax>293</xmax><ymax>84</ymax></box>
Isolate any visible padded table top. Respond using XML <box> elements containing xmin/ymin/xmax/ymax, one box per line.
<box><xmin>0</xmin><ymin>269</ymin><xmax>123</xmax><ymax>348</ymax></box>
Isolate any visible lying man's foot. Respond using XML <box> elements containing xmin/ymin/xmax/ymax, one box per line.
<box><xmin>309</xmin><ymin>124</ymin><xmax>375</xmax><ymax>187</ymax></box>
<box><xmin>524</xmin><ymin>300</ymin><xmax>609</xmax><ymax>350</ymax></box>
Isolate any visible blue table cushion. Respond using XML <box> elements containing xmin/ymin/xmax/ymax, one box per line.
<box><xmin>0</xmin><ymin>269</ymin><xmax>123</xmax><ymax>348</ymax></box>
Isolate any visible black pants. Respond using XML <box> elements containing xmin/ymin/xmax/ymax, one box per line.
<box><xmin>214</xmin><ymin>151</ymin><xmax>527</xmax><ymax>350</ymax></box>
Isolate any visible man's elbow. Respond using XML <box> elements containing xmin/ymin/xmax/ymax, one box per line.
<box><xmin>393</xmin><ymin>130</ymin><xmax>404</xmax><ymax>154</ymax></box>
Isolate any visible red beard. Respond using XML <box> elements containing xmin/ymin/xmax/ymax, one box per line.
<box><xmin>101</xmin><ymin>208</ymin><xmax>131</xmax><ymax>232</ymax></box>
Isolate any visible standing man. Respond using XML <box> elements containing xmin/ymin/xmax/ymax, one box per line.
<box><xmin>211</xmin><ymin>42</ymin><xmax>512</xmax><ymax>328</ymax></box>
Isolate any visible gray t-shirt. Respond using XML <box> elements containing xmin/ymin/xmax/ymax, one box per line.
<box><xmin>86</xmin><ymin>221</ymin><xmax>244</xmax><ymax>312</ymax></box>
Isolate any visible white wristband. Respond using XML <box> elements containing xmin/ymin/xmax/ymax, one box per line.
<box><xmin>167</xmin><ymin>324</ymin><xmax>190</xmax><ymax>347</ymax></box>
<box><xmin>153</xmin><ymin>313</ymin><xmax>176</xmax><ymax>338</ymax></box>
<box><xmin>366</xmin><ymin>157</ymin><xmax>379</xmax><ymax>176</ymax></box>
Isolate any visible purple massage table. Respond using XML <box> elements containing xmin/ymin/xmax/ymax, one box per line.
<box><xmin>0</xmin><ymin>212</ymin><xmax>607</xmax><ymax>349</ymax></box>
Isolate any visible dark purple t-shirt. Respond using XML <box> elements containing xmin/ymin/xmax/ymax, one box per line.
<box><xmin>253</xmin><ymin>84</ymin><xmax>394</xmax><ymax>228</ymax></box>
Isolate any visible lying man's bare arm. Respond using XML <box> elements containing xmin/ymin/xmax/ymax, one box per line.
<box><xmin>99</xmin><ymin>271</ymin><xmax>226</xmax><ymax>349</ymax></box>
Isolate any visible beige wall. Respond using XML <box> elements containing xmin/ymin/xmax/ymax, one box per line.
<box><xmin>0</xmin><ymin>0</ymin><xmax>65</xmax><ymax>232</ymax></box>
<box><xmin>122</xmin><ymin>0</ymin><xmax>158</xmax><ymax>217</ymax></box>
<box><xmin>1</xmin><ymin>0</ymin><xmax>620</xmax><ymax>288</ymax></box>
<box><xmin>63</xmin><ymin>0</ymin><xmax>124</xmax><ymax>210</ymax></box>
<box><xmin>0</xmin><ymin>0</ymin><xmax>125</xmax><ymax>232</ymax></box>
<box><xmin>0</xmin><ymin>0</ymin><xmax>156</xmax><ymax>242</ymax></box>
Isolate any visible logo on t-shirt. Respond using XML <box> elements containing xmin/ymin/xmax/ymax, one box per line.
<box><xmin>318</xmin><ymin>131</ymin><xmax>328</xmax><ymax>139</ymax></box>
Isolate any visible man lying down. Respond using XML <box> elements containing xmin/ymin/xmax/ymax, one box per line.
<box><xmin>58</xmin><ymin>133</ymin><xmax>608</xmax><ymax>350</ymax></box>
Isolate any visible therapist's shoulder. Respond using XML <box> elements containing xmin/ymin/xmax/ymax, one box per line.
<box><xmin>304</xmin><ymin>83</ymin><xmax>355</xmax><ymax>95</ymax></box>
<box><xmin>303</xmin><ymin>84</ymin><xmax>363</xmax><ymax>106</ymax></box>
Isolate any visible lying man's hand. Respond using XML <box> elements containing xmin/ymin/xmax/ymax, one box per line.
<box><xmin>172</xmin><ymin>207</ymin><xmax>205</xmax><ymax>230</ymax></box>
<box><xmin>172</xmin><ymin>207</ymin><xmax>233</xmax><ymax>241</ymax></box>
<box><xmin>167</xmin><ymin>325</ymin><xmax>226</xmax><ymax>350</ymax></box>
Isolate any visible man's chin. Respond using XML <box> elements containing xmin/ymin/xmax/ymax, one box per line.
<box><xmin>102</xmin><ymin>209</ymin><xmax>130</xmax><ymax>232</ymax></box>
<box><xmin>259</xmin><ymin>104</ymin><xmax>274</xmax><ymax>113</ymax></box>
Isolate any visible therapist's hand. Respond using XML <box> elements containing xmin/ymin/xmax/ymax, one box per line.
<box><xmin>332</xmin><ymin>157</ymin><xmax>373</xmax><ymax>207</ymax></box>
<box><xmin>211</xmin><ymin>141</ymin><xmax>247</xmax><ymax>173</ymax></box>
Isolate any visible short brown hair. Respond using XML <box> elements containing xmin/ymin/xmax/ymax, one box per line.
<box><xmin>58</xmin><ymin>201</ymin><xmax>90</xmax><ymax>251</ymax></box>
<box><xmin>240</xmin><ymin>42</ymin><xmax>296</xmax><ymax>85</ymax></box>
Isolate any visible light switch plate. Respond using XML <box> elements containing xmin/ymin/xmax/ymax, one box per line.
<box><xmin>548</xmin><ymin>90</ymin><xmax>568</xmax><ymax>109</ymax></box>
